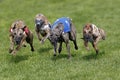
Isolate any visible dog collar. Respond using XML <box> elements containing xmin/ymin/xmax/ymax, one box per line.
<box><xmin>24</xmin><ymin>27</ymin><xmax>29</xmax><ymax>35</ymax></box>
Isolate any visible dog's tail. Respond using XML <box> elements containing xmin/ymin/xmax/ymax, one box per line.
<box><xmin>99</xmin><ymin>28</ymin><xmax>106</xmax><ymax>40</ymax></box>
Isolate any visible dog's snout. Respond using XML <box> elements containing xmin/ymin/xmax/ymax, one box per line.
<box><xmin>86</xmin><ymin>37</ymin><xmax>89</xmax><ymax>39</ymax></box>
<box><xmin>36</xmin><ymin>23</ymin><xmax>40</xmax><ymax>27</ymax></box>
<box><xmin>36</xmin><ymin>20</ymin><xmax>44</xmax><ymax>27</ymax></box>
<box><xmin>16</xmin><ymin>41</ymin><xmax>20</xmax><ymax>45</ymax></box>
<box><xmin>15</xmin><ymin>37</ymin><xmax>21</xmax><ymax>45</ymax></box>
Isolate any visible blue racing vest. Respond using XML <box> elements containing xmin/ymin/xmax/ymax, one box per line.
<box><xmin>52</xmin><ymin>17</ymin><xmax>71</xmax><ymax>33</ymax></box>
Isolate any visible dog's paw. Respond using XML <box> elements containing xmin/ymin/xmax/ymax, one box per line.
<box><xmin>68</xmin><ymin>55</ymin><xmax>72</xmax><ymax>59</ymax></box>
<box><xmin>86</xmin><ymin>47</ymin><xmax>90</xmax><ymax>51</ymax></box>
<box><xmin>40</xmin><ymin>40</ymin><xmax>44</xmax><ymax>44</ymax></box>
<box><xmin>31</xmin><ymin>48</ymin><xmax>34</xmax><ymax>52</ymax></box>
<box><xmin>58</xmin><ymin>48</ymin><xmax>62</xmax><ymax>53</ymax></box>
<box><xmin>96</xmin><ymin>50</ymin><xmax>99</xmax><ymax>55</ymax></box>
<box><xmin>53</xmin><ymin>54</ymin><xmax>57</xmax><ymax>56</ymax></box>
<box><xmin>102</xmin><ymin>36</ymin><xmax>105</xmax><ymax>40</ymax></box>
<box><xmin>11</xmin><ymin>51</ymin><xmax>16</xmax><ymax>56</ymax></box>
<box><xmin>22</xmin><ymin>44</ymin><xmax>27</xmax><ymax>47</ymax></box>
<box><xmin>75</xmin><ymin>46</ymin><xmax>78</xmax><ymax>50</ymax></box>
<box><xmin>9</xmin><ymin>49</ymin><xmax>13</xmax><ymax>53</ymax></box>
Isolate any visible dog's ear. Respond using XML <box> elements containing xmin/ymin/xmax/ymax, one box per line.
<box><xmin>22</xmin><ymin>26</ymin><xmax>26</xmax><ymax>31</ymax></box>
<box><xmin>10</xmin><ymin>24</ymin><xmax>16</xmax><ymax>32</ymax></box>
<box><xmin>22</xmin><ymin>26</ymin><xmax>29</xmax><ymax>35</ymax></box>
<box><xmin>12</xmin><ymin>24</ymin><xmax>16</xmax><ymax>29</ymax></box>
<box><xmin>90</xmin><ymin>25</ymin><xmax>92</xmax><ymax>32</ymax></box>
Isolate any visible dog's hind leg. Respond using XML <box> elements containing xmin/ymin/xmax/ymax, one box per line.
<box><xmin>73</xmin><ymin>40</ymin><xmax>78</xmax><ymax>50</ymax></box>
<box><xmin>58</xmin><ymin>42</ymin><xmax>62</xmax><ymax>54</ymax></box>
<box><xmin>29</xmin><ymin>36</ymin><xmax>34</xmax><ymax>52</ymax></box>
<box><xmin>29</xmin><ymin>43</ymin><xmax>34</xmax><ymax>52</ymax></box>
<box><xmin>69</xmin><ymin>31</ymin><xmax>78</xmax><ymax>50</ymax></box>
<box><xmin>26</xmin><ymin>34</ymin><xmax>34</xmax><ymax>52</ymax></box>
<box><xmin>35</xmin><ymin>30</ymin><xmax>42</xmax><ymax>42</ymax></box>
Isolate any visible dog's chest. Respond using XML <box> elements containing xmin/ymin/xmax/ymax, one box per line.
<box><xmin>58</xmin><ymin>36</ymin><xmax>64</xmax><ymax>42</ymax></box>
<box><xmin>39</xmin><ymin>25</ymin><xmax>49</xmax><ymax>36</ymax></box>
<box><xmin>39</xmin><ymin>30</ymin><xmax>47</xmax><ymax>36</ymax></box>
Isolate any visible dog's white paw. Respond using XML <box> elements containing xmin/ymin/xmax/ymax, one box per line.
<box><xmin>40</xmin><ymin>40</ymin><xmax>44</xmax><ymax>44</ymax></box>
<box><xmin>11</xmin><ymin>50</ymin><xmax>16</xmax><ymax>56</ymax></box>
<box><xmin>86</xmin><ymin>47</ymin><xmax>90</xmax><ymax>51</ymax></box>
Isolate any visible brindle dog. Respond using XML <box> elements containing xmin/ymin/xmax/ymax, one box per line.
<box><xmin>9</xmin><ymin>20</ymin><xmax>34</xmax><ymax>55</ymax></box>
<box><xmin>82</xmin><ymin>23</ymin><xmax>105</xmax><ymax>54</ymax></box>
<box><xmin>49</xmin><ymin>17</ymin><xmax>78</xmax><ymax>58</ymax></box>
<box><xmin>35</xmin><ymin>14</ymin><xmax>51</xmax><ymax>44</ymax></box>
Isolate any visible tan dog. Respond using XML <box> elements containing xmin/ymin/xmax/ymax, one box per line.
<box><xmin>35</xmin><ymin>14</ymin><xmax>51</xmax><ymax>44</ymax></box>
<box><xmin>9</xmin><ymin>20</ymin><xmax>34</xmax><ymax>55</ymax></box>
<box><xmin>82</xmin><ymin>23</ymin><xmax>105</xmax><ymax>54</ymax></box>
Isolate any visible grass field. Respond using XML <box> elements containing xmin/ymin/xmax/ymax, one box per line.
<box><xmin>0</xmin><ymin>0</ymin><xmax>120</xmax><ymax>80</ymax></box>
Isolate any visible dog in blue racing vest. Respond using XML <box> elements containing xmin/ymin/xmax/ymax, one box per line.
<box><xmin>49</xmin><ymin>17</ymin><xmax>78</xmax><ymax>58</ymax></box>
<box><xmin>82</xmin><ymin>23</ymin><xmax>105</xmax><ymax>54</ymax></box>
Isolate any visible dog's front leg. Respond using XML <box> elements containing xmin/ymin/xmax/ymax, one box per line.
<box><xmin>12</xmin><ymin>35</ymin><xmax>26</xmax><ymax>55</ymax></box>
<box><xmin>9</xmin><ymin>36</ymin><xmax>14</xmax><ymax>53</ymax></box>
<box><xmin>53</xmin><ymin>42</ymin><xmax>57</xmax><ymax>56</ymax></box>
<box><xmin>35</xmin><ymin>30</ymin><xmax>42</xmax><ymax>42</ymax></box>
<box><xmin>92</xmin><ymin>36</ymin><xmax>101</xmax><ymax>54</ymax></box>
<box><xmin>58</xmin><ymin>42</ymin><xmax>62</xmax><ymax>54</ymax></box>
<box><xmin>84</xmin><ymin>40</ymin><xmax>89</xmax><ymax>50</ymax></box>
<box><xmin>69</xmin><ymin>30</ymin><xmax>78</xmax><ymax>50</ymax></box>
<box><xmin>40</xmin><ymin>32</ymin><xmax>50</xmax><ymax>44</ymax></box>
<box><xmin>92</xmin><ymin>42</ymin><xmax>99</xmax><ymax>54</ymax></box>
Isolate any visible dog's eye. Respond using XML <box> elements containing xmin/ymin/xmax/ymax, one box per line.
<box><xmin>83</xmin><ymin>31</ymin><xmax>86</xmax><ymax>33</ymax></box>
<box><xmin>19</xmin><ymin>33</ymin><xmax>22</xmax><ymax>35</ymax></box>
<box><xmin>14</xmin><ymin>33</ymin><xmax>16</xmax><ymax>35</ymax></box>
<box><xmin>89</xmin><ymin>31</ymin><xmax>92</xmax><ymax>33</ymax></box>
<box><xmin>50</xmin><ymin>34</ymin><xmax>53</xmax><ymax>36</ymax></box>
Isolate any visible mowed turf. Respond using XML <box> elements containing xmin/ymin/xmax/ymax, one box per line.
<box><xmin>0</xmin><ymin>0</ymin><xmax>120</xmax><ymax>80</ymax></box>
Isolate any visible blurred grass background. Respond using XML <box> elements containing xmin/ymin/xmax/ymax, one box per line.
<box><xmin>0</xmin><ymin>0</ymin><xmax>120</xmax><ymax>80</ymax></box>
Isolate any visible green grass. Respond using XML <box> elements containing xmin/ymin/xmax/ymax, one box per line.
<box><xmin>0</xmin><ymin>0</ymin><xmax>120</xmax><ymax>80</ymax></box>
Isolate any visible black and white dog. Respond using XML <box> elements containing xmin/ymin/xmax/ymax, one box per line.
<box><xmin>35</xmin><ymin>14</ymin><xmax>51</xmax><ymax>44</ymax></box>
<box><xmin>49</xmin><ymin>17</ymin><xmax>78</xmax><ymax>58</ymax></box>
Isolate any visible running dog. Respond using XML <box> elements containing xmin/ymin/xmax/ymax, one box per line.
<box><xmin>35</xmin><ymin>14</ymin><xmax>51</xmax><ymax>44</ymax></box>
<box><xmin>49</xmin><ymin>17</ymin><xmax>78</xmax><ymax>58</ymax></box>
<box><xmin>82</xmin><ymin>23</ymin><xmax>105</xmax><ymax>54</ymax></box>
<box><xmin>9</xmin><ymin>20</ymin><xmax>34</xmax><ymax>55</ymax></box>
